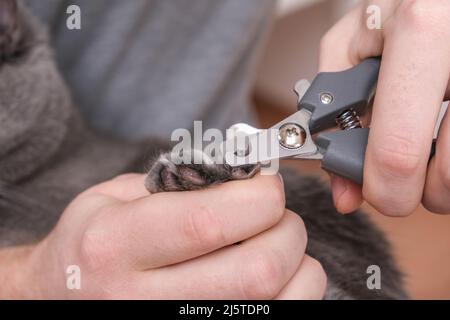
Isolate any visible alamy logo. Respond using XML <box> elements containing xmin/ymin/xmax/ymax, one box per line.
<box><xmin>366</xmin><ymin>5</ymin><xmax>382</xmax><ymax>30</ymax></box>
<box><xmin>366</xmin><ymin>265</ymin><xmax>381</xmax><ymax>290</ymax></box>
<box><xmin>66</xmin><ymin>5</ymin><xmax>81</xmax><ymax>30</ymax></box>
<box><xmin>171</xmin><ymin>121</ymin><xmax>280</xmax><ymax>175</ymax></box>
<box><xmin>66</xmin><ymin>265</ymin><xmax>81</xmax><ymax>290</ymax></box>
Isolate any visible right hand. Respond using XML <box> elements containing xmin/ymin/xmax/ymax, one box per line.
<box><xmin>320</xmin><ymin>0</ymin><xmax>450</xmax><ymax>215</ymax></box>
<box><xmin>19</xmin><ymin>173</ymin><xmax>326</xmax><ymax>299</ymax></box>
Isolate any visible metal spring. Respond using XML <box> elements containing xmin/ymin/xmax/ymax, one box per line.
<box><xmin>336</xmin><ymin>109</ymin><xmax>363</xmax><ymax>131</ymax></box>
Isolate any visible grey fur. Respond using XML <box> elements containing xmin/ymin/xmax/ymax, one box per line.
<box><xmin>0</xmin><ymin>2</ymin><xmax>159</xmax><ymax>245</ymax></box>
<box><xmin>0</xmin><ymin>0</ymin><xmax>407</xmax><ymax>299</ymax></box>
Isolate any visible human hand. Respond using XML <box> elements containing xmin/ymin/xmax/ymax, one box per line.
<box><xmin>320</xmin><ymin>0</ymin><xmax>450</xmax><ymax>215</ymax></box>
<box><xmin>5</xmin><ymin>174</ymin><xmax>326</xmax><ymax>299</ymax></box>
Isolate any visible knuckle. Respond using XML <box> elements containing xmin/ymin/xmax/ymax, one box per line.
<box><xmin>79</xmin><ymin>225</ymin><xmax>116</xmax><ymax>272</ymax></box>
<box><xmin>371</xmin><ymin>134</ymin><xmax>423</xmax><ymax>178</ymax></box>
<box><xmin>397</xmin><ymin>0</ymin><xmax>449</xmax><ymax>33</ymax></box>
<box><xmin>112</xmin><ymin>173</ymin><xmax>139</xmax><ymax>181</ymax></box>
<box><xmin>182</xmin><ymin>205</ymin><xmax>225</xmax><ymax>247</ymax></box>
<box><xmin>82</xmin><ymin>181</ymin><xmax>110</xmax><ymax>196</ymax></box>
<box><xmin>240</xmin><ymin>249</ymin><xmax>284</xmax><ymax>299</ymax></box>
<box><xmin>319</xmin><ymin>30</ymin><xmax>338</xmax><ymax>55</ymax></box>
<box><xmin>319</xmin><ymin>33</ymin><xmax>332</xmax><ymax>52</ymax></box>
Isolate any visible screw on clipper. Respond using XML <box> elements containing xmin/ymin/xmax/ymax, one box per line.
<box><xmin>278</xmin><ymin>123</ymin><xmax>307</xmax><ymax>150</ymax></box>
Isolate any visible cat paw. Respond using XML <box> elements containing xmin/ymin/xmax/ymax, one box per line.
<box><xmin>144</xmin><ymin>150</ymin><xmax>259</xmax><ymax>193</ymax></box>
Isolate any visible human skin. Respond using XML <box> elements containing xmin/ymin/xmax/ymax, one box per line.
<box><xmin>320</xmin><ymin>0</ymin><xmax>450</xmax><ymax>216</ymax></box>
<box><xmin>0</xmin><ymin>174</ymin><xmax>326</xmax><ymax>299</ymax></box>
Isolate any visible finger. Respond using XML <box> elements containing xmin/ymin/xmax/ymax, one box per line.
<box><xmin>85</xmin><ymin>174</ymin><xmax>149</xmax><ymax>201</ymax></box>
<box><xmin>319</xmin><ymin>2</ymin><xmax>384</xmax><ymax>72</ymax></box>
<box><xmin>424</xmin><ymin>107</ymin><xmax>450</xmax><ymax>213</ymax></box>
<box><xmin>363</xmin><ymin>4</ymin><xmax>450</xmax><ymax>216</ymax></box>
<box><xmin>319</xmin><ymin>3</ymin><xmax>382</xmax><ymax>212</ymax></box>
<box><xmin>105</xmin><ymin>173</ymin><xmax>286</xmax><ymax>269</ymax></box>
<box><xmin>330</xmin><ymin>174</ymin><xmax>363</xmax><ymax>214</ymax></box>
<box><xmin>134</xmin><ymin>211</ymin><xmax>307</xmax><ymax>299</ymax></box>
<box><xmin>275</xmin><ymin>255</ymin><xmax>327</xmax><ymax>300</ymax></box>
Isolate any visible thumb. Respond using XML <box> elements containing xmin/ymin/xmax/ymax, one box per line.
<box><xmin>318</xmin><ymin>3</ymin><xmax>382</xmax><ymax>213</ymax></box>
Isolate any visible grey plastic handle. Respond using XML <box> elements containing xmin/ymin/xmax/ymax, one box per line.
<box><xmin>316</xmin><ymin>129</ymin><xmax>437</xmax><ymax>185</ymax></box>
<box><xmin>299</xmin><ymin>58</ymin><xmax>381</xmax><ymax>134</ymax></box>
<box><xmin>315</xmin><ymin>129</ymin><xmax>369</xmax><ymax>184</ymax></box>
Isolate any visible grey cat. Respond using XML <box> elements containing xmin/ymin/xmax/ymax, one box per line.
<box><xmin>0</xmin><ymin>0</ymin><xmax>407</xmax><ymax>299</ymax></box>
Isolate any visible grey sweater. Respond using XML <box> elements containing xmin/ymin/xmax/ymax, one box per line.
<box><xmin>25</xmin><ymin>0</ymin><xmax>275</xmax><ymax>140</ymax></box>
